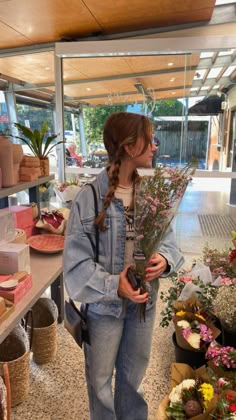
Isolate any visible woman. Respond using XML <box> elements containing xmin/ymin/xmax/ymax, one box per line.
<box><xmin>66</xmin><ymin>142</ymin><xmax>83</xmax><ymax>167</ymax></box>
<box><xmin>63</xmin><ymin>112</ymin><xmax>184</xmax><ymax>420</ymax></box>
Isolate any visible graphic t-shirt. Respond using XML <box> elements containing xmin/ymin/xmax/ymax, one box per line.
<box><xmin>115</xmin><ymin>185</ymin><xmax>134</xmax><ymax>267</ymax></box>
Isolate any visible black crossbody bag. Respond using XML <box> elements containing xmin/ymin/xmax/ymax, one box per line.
<box><xmin>64</xmin><ymin>183</ymin><xmax>99</xmax><ymax>348</ymax></box>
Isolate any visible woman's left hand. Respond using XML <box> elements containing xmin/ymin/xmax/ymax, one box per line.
<box><xmin>145</xmin><ymin>253</ymin><xmax>168</xmax><ymax>281</ymax></box>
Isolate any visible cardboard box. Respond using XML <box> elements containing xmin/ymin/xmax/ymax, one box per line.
<box><xmin>9</xmin><ymin>206</ymin><xmax>33</xmax><ymax>230</ymax></box>
<box><xmin>0</xmin><ymin>243</ymin><xmax>31</xmax><ymax>274</ymax></box>
<box><xmin>0</xmin><ymin>274</ymin><xmax>32</xmax><ymax>303</ymax></box>
<box><xmin>0</xmin><ymin>208</ymin><xmax>15</xmax><ymax>245</ymax></box>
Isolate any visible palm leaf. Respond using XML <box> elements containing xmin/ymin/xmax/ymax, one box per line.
<box><xmin>14</xmin><ymin>123</ymin><xmax>35</xmax><ymax>142</ymax></box>
<box><xmin>33</xmin><ymin>129</ymin><xmax>43</xmax><ymax>156</ymax></box>
<box><xmin>43</xmin><ymin>134</ymin><xmax>58</xmax><ymax>157</ymax></box>
<box><xmin>44</xmin><ymin>140</ymin><xmax>65</xmax><ymax>158</ymax></box>
<box><xmin>13</xmin><ymin>136</ymin><xmax>38</xmax><ymax>156</ymax></box>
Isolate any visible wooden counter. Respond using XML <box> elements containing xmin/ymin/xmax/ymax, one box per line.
<box><xmin>0</xmin><ymin>251</ymin><xmax>63</xmax><ymax>344</ymax></box>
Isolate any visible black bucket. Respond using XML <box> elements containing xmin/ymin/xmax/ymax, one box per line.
<box><xmin>221</xmin><ymin>328</ymin><xmax>236</xmax><ymax>347</ymax></box>
<box><xmin>172</xmin><ymin>333</ymin><xmax>206</xmax><ymax>369</ymax></box>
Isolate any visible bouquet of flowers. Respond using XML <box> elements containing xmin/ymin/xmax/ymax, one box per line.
<box><xmin>211</xmin><ymin>390</ymin><xmax>236</xmax><ymax>419</ymax></box>
<box><xmin>173</xmin><ymin>298</ymin><xmax>220</xmax><ymax>352</ymax></box>
<box><xmin>202</xmin><ymin>243</ymin><xmax>235</xmax><ymax>279</ymax></box>
<box><xmin>213</xmin><ymin>284</ymin><xmax>236</xmax><ymax>333</ymax></box>
<box><xmin>206</xmin><ymin>343</ymin><xmax>236</xmax><ymax>390</ymax></box>
<box><xmin>206</xmin><ymin>344</ymin><xmax>236</xmax><ymax>372</ymax></box>
<box><xmin>133</xmin><ymin>164</ymin><xmax>194</xmax><ymax>319</ymax></box>
<box><xmin>54</xmin><ymin>177</ymin><xmax>80</xmax><ymax>203</ymax></box>
<box><xmin>157</xmin><ymin>363</ymin><xmax>217</xmax><ymax>420</ymax></box>
<box><xmin>35</xmin><ymin>208</ymin><xmax>70</xmax><ymax>234</ymax></box>
<box><xmin>159</xmin><ymin>269</ymin><xmax>219</xmax><ymax>328</ymax></box>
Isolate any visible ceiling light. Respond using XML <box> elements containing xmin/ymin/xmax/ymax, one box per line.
<box><xmin>45</xmin><ymin>67</ymin><xmax>50</xmax><ymax>70</ymax></box>
<box><xmin>86</xmin><ymin>87</ymin><xmax>91</xmax><ymax>91</ymax></box>
<box><xmin>171</xmin><ymin>92</ymin><xmax>176</xmax><ymax>95</ymax></box>
<box><xmin>168</xmin><ymin>62</ymin><xmax>174</xmax><ymax>66</ymax></box>
<box><xmin>170</xmin><ymin>78</ymin><xmax>175</xmax><ymax>82</ymax></box>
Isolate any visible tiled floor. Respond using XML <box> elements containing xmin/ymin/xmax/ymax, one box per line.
<box><xmin>173</xmin><ymin>177</ymin><xmax>236</xmax><ymax>254</ymax></box>
<box><xmin>11</xmin><ymin>176</ymin><xmax>236</xmax><ymax>420</ymax></box>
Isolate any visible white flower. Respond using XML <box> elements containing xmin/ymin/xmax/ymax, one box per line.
<box><xmin>169</xmin><ymin>379</ymin><xmax>196</xmax><ymax>406</ymax></box>
<box><xmin>177</xmin><ymin>320</ymin><xmax>190</xmax><ymax>328</ymax></box>
<box><xmin>187</xmin><ymin>332</ymin><xmax>200</xmax><ymax>349</ymax></box>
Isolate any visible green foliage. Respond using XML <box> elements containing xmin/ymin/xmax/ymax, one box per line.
<box><xmin>166</xmin><ymin>402</ymin><xmax>186</xmax><ymax>419</ymax></box>
<box><xmin>152</xmin><ymin>99</ymin><xmax>184</xmax><ymax>117</ymax></box>
<box><xmin>13</xmin><ymin>121</ymin><xmax>64</xmax><ymax>158</ymax></box>
<box><xmin>83</xmin><ymin>105</ymin><xmax>126</xmax><ymax>145</ymax></box>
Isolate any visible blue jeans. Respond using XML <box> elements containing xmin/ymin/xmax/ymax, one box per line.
<box><xmin>84</xmin><ymin>299</ymin><xmax>156</xmax><ymax>420</ymax></box>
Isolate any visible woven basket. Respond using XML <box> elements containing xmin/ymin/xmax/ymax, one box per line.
<box><xmin>0</xmin><ymin>324</ymin><xmax>30</xmax><ymax>407</ymax></box>
<box><xmin>30</xmin><ymin>297</ymin><xmax>58</xmax><ymax>365</ymax></box>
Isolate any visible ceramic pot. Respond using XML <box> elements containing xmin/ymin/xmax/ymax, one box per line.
<box><xmin>39</xmin><ymin>157</ymin><xmax>49</xmax><ymax>176</ymax></box>
<box><xmin>172</xmin><ymin>333</ymin><xmax>206</xmax><ymax>369</ymax></box>
<box><xmin>12</xmin><ymin>144</ymin><xmax>24</xmax><ymax>183</ymax></box>
<box><xmin>0</xmin><ymin>136</ymin><xmax>15</xmax><ymax>187</ymax></box>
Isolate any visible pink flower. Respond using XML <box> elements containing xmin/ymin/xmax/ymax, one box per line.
<box><xmin>178</xmin><ymin>275</ymin><xmax>193</xmax><ymax>283</ymax></box>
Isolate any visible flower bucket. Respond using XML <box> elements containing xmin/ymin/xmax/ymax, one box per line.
<box><xmin>29</xmin><ymin>297</ymin><xmax>58</xmax><ymax>365</ymax></box>
<box><xmin>172</xmin><ymin>333</ymin><xmax>206</xmax><ymax>369</ymax></box>
<box><xmin>221</xmin><ymin>327</ymin><xmax>236</xmax><ymax>347</ymax></box>
<box><xmin>0</xmin><ymin>324</ymin><xmax>30</xmax><ymax>407</ymax></box>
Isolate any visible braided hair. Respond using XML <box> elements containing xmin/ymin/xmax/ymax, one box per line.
<box><xmin>95</xmin><ymin>112</ymin><xmax>153</xmax><ymax>231</ymax></box>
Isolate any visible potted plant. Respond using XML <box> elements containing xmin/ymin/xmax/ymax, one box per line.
<box><xmin>12</xmin><ymin>121</ymin><xmax>64</xmax><ymax>176</ymax></box>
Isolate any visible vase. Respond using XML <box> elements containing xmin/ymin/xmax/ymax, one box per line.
<box><xmin>39</xmin><ymin>157</ymin><xmax>49</xmax><ymax>176</ymax></box>
<box><xmin>12</xmin><ymin>144</ymin><xmax>24</xmax><ymax>183</ymax></box>
<box><xmin>0</xmin><ymin>136</ymin><xmax>15</xmax><ymax>187</ymax></box>
<box><xmin>172</xmin><ymin>333</ymin><xmax>206</xmax><ymax>369</ymax></box>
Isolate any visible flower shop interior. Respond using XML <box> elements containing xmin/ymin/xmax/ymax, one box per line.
<box><xmin>0</xmin><ymin>1</ymin><xmax>236</xmax><ymax>419</ymax></box>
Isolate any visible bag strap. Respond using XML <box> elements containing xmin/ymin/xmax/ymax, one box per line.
<box><xmin>87</xmin><ymin>183</ymin><xmax>99</xmax><ymax>263</ymax></box>
<box><xmin>69</xmin><ymin>182</ymin><xmax>99</xmax><ymax>316</ymax></box>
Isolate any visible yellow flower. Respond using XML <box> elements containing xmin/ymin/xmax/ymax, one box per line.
<box><xmin>195</xmin><ymin>314</ymin><xmax>205</xmax><ymax>322</ymax></box>
<box><xmin>198</xmin><ymin>383</ymin><xmax>214</xmax><ymax>408</ymax></box>
<box><xmin>176</xmin><ymin>310</ymin><xmax>186</xmax><ymax>317</ymax></box>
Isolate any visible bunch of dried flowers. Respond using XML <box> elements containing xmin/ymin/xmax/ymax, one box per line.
<box><xmin>201</xmin><ymin>244</ymin><xmax>235</xmax><ymax>278</ymax></box>
<box><xmin>213</xmin><ymin>284</ymin><xmax>236</xmax><ymax>332</ymax></box>
<box><xmin>133</xmin><ymin>164</ymin><xmax>194</xmax><ymax>319</ymax></box>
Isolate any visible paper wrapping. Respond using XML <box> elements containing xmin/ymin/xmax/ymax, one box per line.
<box><xmin>173</xmin><ymin>313</ymin><xmax>221</xmax><ymax>352</ymax></box>
<box><xmin>177</xmin><ymin>262</ymin><xmax>222</xmax><ymax>302</ymax></box>
<box><xmin>156</xmin><ymin>363</ymin><xmax>217</xmax><ymax>420</ymax></box>
<box><xmin>207</xmin><ymin>360</ymin><xmax>236</xmax><ymax>383</ymax></box>
<box><xmin>36</xmin><ymin>218</ymin><xmax>66</xmax><ymax>235</ymax></box>
<box><xmin>54</xmin><ymin>185</ymin><xmax>80</xmax><ymax>202</ymax></box>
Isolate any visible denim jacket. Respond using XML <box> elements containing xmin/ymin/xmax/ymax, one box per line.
<box><xmin>63</xmin><ymin>169</ymin><xmax>184</xmax><ymax>317</ymax></box>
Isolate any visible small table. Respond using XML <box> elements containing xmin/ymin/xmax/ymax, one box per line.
<box><xmin>0</xmin><ymin>251</ymin><xmax>63</xmax><ymax>344</ymax></box>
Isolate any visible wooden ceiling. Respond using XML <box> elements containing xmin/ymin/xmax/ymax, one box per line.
<box><xmin>0</xmin><ymin>0</ymin><xmax>215</xmax><ymax>49</ymax></box>
<box><xmin>0</xmin><ymin>0</ymin><xmax>231</xmax><ymax>107</ymax></box>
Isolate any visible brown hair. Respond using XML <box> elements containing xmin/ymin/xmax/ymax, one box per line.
<box><xmin>96</xmin><ymin>111</ymin><xmax>153</xmax><ymax>230</ymax></box>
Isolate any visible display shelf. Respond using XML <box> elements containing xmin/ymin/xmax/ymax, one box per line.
<box><xmin>0</xmin><ymin>174</ymin><xmax>54</xmax><ymax>209</ymax></box>
<box><xmin>0</xmin><ymin>175</ymin><xmax>54</xmax><ymax>199</ymax></box>
<box><xmin>0</xmin><ymin>251</ymin><xmax>63</xmax><ymax>344</ymax></box>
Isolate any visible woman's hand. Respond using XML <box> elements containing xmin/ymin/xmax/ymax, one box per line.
<box><xmin>118</xmin><ymin>266</ymin><xmax>149</xmax><ymax>303</ymax></box>
<box><xmin>145</xmin><ymin>253</ymin><xmax>168</xmax><ymax>281</ymax></box>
